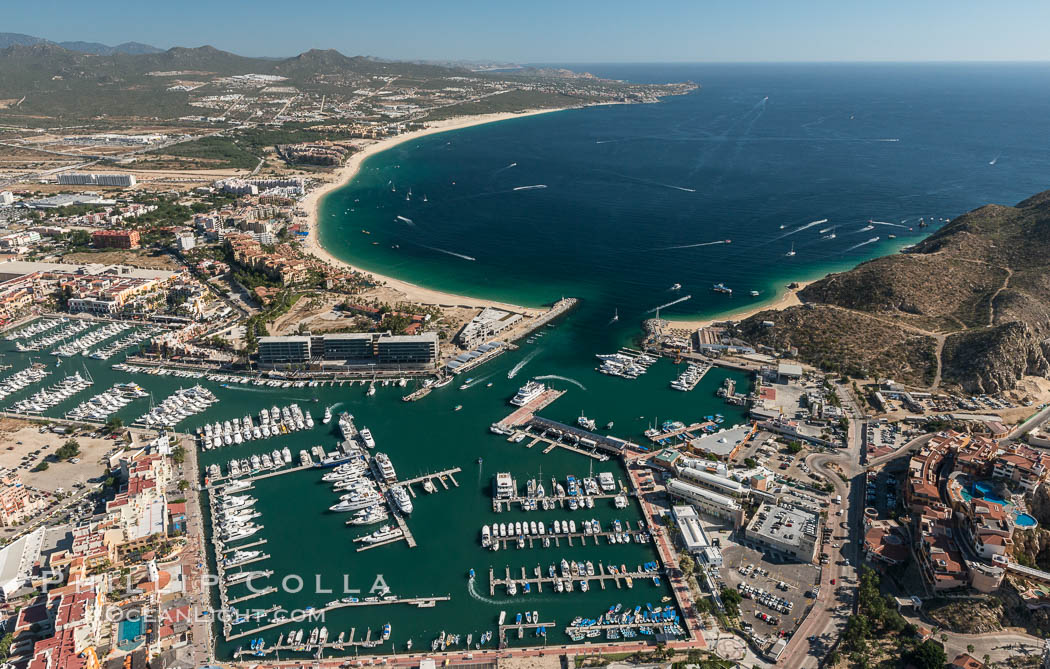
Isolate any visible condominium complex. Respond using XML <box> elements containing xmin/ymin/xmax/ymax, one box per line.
<box><xmin>91</xmin><ymin>229</ymin><xmax>141</xmax><ymax>249</ymax></box>
<box><xmin>258</xmin><ymin>331</ymin><xmax>439</xmax><ymax>369</ymax></box>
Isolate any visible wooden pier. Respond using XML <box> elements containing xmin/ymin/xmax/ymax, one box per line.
<box><xmin>220</xmin><ymin>538</ymin><xmax>266</xmax><ymax>554</ymax></box>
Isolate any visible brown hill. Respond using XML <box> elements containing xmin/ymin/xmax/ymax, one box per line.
<box><xmin>735</xmin><ymin>190</ymin><xmax>1050</xmax><ymax>392</ymax></box>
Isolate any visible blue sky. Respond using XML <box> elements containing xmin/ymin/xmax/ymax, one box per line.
<box><xmin>8</xmin><ymin>0</ymin><xmax>1050</xmax><ymax>63</ymax></box>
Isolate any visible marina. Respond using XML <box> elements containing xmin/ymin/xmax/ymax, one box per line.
<box><xmin>488</xmin><ymin>561</ymin><xmax>667</xmax><ymax>594</ymax></box>
<box><xmin>0</xmin><ymin>312</ymin><xmax>735</xmax><ymax>659</ymax></box>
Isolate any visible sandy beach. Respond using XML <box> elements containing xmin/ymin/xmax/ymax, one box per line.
<box><xmin>299</xmin><ymin>108</ymin><xmax>570</xmax><ymax>315</ymax></box>
<box><xmin>661</xmin><ymin>280</ymin><xmax>814</xmax><ymax>330</ymax></box>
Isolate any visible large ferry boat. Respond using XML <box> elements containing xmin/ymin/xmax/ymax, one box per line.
<box><xmin>510</xmin><ymin>380</ymin><xmax>545</xmax><ymax>406</ymax></box>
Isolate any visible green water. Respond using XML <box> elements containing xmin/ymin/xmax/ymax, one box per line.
<box><xmin>0</xmin><ymin>317</ymin><xmax>749</xmax><ymax>658</ymax></box>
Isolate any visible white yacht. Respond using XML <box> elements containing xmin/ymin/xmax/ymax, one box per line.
<box><xmin>359</xmin><ymin>428</ymin><xmax>376</xmax><ymax>449</ymax></box>
<box><xmin>510</xmin><ymin>380</ymin><xmax>545</xmax><ymax>406</ymax></box>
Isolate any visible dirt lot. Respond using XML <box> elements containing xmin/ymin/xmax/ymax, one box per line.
<box><xmin>0</xmin><ymin>422</ymin><xmax>119</xmax><ymax>493</ymax></box>
<box><xmin>62</xmin><ymin>249</ymin><xmax>181</xmax><ymax>270</ymax></box>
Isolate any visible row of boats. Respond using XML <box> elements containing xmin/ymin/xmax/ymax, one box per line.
<box><xmin>52</xmin><ymin>321</ymin><xmax>132</xmax><ymax>357</ymax></box>
<box><xmin>595</xmin><ymin>350</ymin><xmax>657</xmax><ymax>379</ymax></box>
<box><xmin>88</xmin><ymin>325</ymin><xmax>164</xmax><ymax>360</ymax></box>
<box><xmin>670</xmin><ymin>362</ymin><xmax>709</xmax><ymax>391</ymax></box>
<box><xmin>431</xmin><ymin>628</ymin><xmax>493</xmax><ymax>652</ymax></box>
<box><xmin>481</xmin><ymin>518</ymin><xmax>650</xmax><ymax>550</ymax></box>
<box><xmin>15</xmin><ymin>319</ymin><xmax>92</xmax><ymax>351</ymax></box>
<box><xmin>216</xmin><ymin>483</ymin><xmax>263</xmax><ymax>544</ymax></box>
<box><xmin>567</xmin><ymin>602</ymin><xmax>684</xmax><ymax>642</ymax></box>
<box><xmin>8</xmin><ymin>372</ymin><xmax>92</xmax><ymax>413</ymax></box>
<box><xmin>212</xmin><ymin>447</ymin><xmax>292</xmax><ymax>479</ymax></box>
<box><xmin>137</xmin><ymin>385</ymin><xmax>218</xmax><ymax>427</ymax></box>
<box><xmin>196</xmin><ymin>404</ymin><xmax>312</xmax><ymax>450</ymax></box>
<box><xmin>504</xmin><ymin>560</ymin><xmax>662</xmax><ymax>596</ymax></box>
<box><xmin>65</xmin><ymin>383</ymin><xmax>144</xmax><ymax>421</ymax></box>
<box><xmin>0</xmin><ymin>365</ymin><xmax>50</xmax><ymax>400</ymax></box>
<box><xmin>5</xmin><ymin>317</ymin><xmax>66</xmax><ymax>340</ymax></box>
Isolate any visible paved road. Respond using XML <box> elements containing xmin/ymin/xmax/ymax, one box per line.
<box><xmin>778</xmin><ymin>382</ymin><xmax>865</xmax><ymax>668</ymax></box>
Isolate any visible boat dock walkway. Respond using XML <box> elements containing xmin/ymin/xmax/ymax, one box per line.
<box><xmin>220</xmin><ymin>538</ymin><xmax>266</xmax><ymax>554</ymax></box>
<box><xmin>495</xmin><ymin>388</ymin><xmax>566</xmax><ymax>430</ymax></box>
<box><xmin>488</xmin><ymin>520</ymin><xmax>648</xmax><ymax>549</ymax></box>
<box><xmin>226</xmin><ymin>596</ymin><xmax>450</xmax><ymax>641</ymax></box>
<box><xmin>498</xmin><ymin>620</ymin><xmax>556</xmax><ymax>647</ymax></box>
<box><xmin>233</xmin><ymin>626</ymin><xmax>384</xmax><ymax>658</ymax></box>
<box><xmin>228</xmin><ymin>587</ymin><xmax>277</xmax><ymax>606</ymax></box>
<box><xmin>646</xmin><ymin>421</ymin><xmax>716</xmax><ymax>443</ymax></box>
<box><xmin>488</xmin><ymin>564</ymin><xmax>664</xmax><ymax>595</ymax></box>
<box><xmin>400</xmin><ymin>467</ymin><xmax>462</xmax><ymax>498</ymax></box>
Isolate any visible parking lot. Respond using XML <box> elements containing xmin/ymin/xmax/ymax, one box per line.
<box><xmin>718</xmin><ymin>542</ymin><xmax>820</xmax><ymax>642</ymax></box>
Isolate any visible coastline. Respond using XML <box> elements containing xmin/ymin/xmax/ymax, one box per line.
<box><xmin>661</xmin><ymin>280</ymin><xmax>814</xmax><ymax>330</ymax></box>
<box><xmin>300</xmin><ymin>108</ymin><xmax>570</xmax><ymax>315</ymax></box>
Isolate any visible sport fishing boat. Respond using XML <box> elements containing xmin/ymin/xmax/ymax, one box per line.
<box><xmin>712</xmin><ymin>283</ymin><xmax>732</xmax><ymax>294</ymax></box>
<box><xmin>322</xmin><ymin>406</ymin><xmax>333</xmax><ymax>424</ymax></box>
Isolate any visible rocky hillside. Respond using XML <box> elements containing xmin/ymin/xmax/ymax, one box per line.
<box><xmin>736</xmin><ymin>190</ymin><xmax>1050</xmax><ymax>392</ymax></box>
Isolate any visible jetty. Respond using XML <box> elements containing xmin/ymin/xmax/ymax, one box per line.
<box><xmin>494</xmin><ymin>388</ymin><xmax>565</xmax><ymax>431</ymax></box>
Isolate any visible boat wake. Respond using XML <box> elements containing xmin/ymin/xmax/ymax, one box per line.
<box><xmin>513</xmin><ymin>185</ymin><xmax>547</xmax><ymax>191</ymax></box>
<box><xmin>845</xmin><ymin>236</ymin><xmax>880</xmax><ymax>252</ymax></box>
<box><xmin>857</xmin><ymin>224</ymin><xmax>875</xmax><ymax>232</ymax></box>
<box><xmin>647</xmin><ymin>295</ymin><xmax>692</xmax><ymax>314</ymax></box>
<box><xmin>419</xmin><ymin>245</ymin><xmax>476</xmax><ymax>261</ymax></box>
<box><xmin>868</xmin><ymin>220</ymin><xmax>906</xmax><ymax>228</ymax></box>
<box><xmin>818</xmin><ymin>226</ymin><xmax>834</xmax><ymax>234</ymax></box>
<box><xmin>460</xmin><ymin>374</ymin><xmax>494</xmax><ymax>389</ymax></box>
<box><xmin>396</xmin><ymin>215</ymin><xmax>415</xmax><ymax>226</ymax></box>
<box><xmin>507</xmin><ymin>350</ymin><xmax>540</xmax><ymax>379</ymax></box>
<box><xmin>773</xmin><ymin>218</ymin><xmax>828</xmax><ymax>241</ymax></box>
<box><xmin>650</xmin><ymin>239</ymin><xmax>729</xmax><ymax>251</ymax></box>
<box><xmin>495</xmin><ymin>162</ymin><xmax>518</xmax><ymax>173</ymax></box>
<box><xmin>989</xmin><ymin>153</ymin><xmax>1000</xmax><ymax>166</ymax></box>
<box><xmin>534</xmin><ymin>374</ymin><xmax>587</xmax><ymax>391</ymax></box>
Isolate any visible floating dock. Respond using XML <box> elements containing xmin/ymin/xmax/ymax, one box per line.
<box><xmin>489</xmin><ymin>564</ymin><xmax>664</xmax><ymax>595</ymax></box>
<box><xmin>485</xmin><ymin>520</ymin><xmax>650</xmax><ymax>549</ymax></box>
<box><xmin>495</xmin><ymin>388</ymin><xmax>565</xmax><ymax>430</ymax></box>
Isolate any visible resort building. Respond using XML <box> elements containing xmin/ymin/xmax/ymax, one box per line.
<box><xmin>666</xmin><ymin>478</ymin><xmax>745</xmax><ymax>528</ymax></box>
<box><xmin>456</xmin><ymin>307</ymin><xmax>522</xmax><ymax>348</ymax></box>
<box><xmin>744</xmin><ymin>502</ymin><xmax>820</xmax><ymax>563</ymax></box>
<box><xmin>676</xmin><ymin>466</ymin><xmax>748</xmax><ymax>499</ymax></box>
<box><xmin>258</xmin><ymin>335</ymin><xmax>312</xmax><ymax>365</ymax></box>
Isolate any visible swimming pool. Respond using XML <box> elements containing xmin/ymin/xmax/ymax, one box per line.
<box><xmin>117</xmin><ymin>618</ymin><xmax>144</xmax><ymax>649</ymax></box>
<box><xmin>970</xmin><ymin>480</ymin><xmax>1007</xmax><ymax>506</ymax></box>
<box><xmin>1015</xmin><ymin>513</ymin><xmax>1038</xmax><ymax>528</ymax></box>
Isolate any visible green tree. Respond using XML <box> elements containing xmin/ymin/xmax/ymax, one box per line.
<box><xmin>55</xmin><ymin>439</ymin><xmax>80</xmax><ymax>460</ymax></box>
<box><xmin>32</xmin><ymin>461</ymin><xmax>49</xmax><ymax>472</ymax></box>
<box><xmin>104</xmin><ymin>416</ymin><xmax>124</xmax><ymax>433</ymax></box>
<box><xmin>908</xmin><ymin>641</ymin><xmax>946</xmax><ymax>669</ymax></box>
<box><xmin>786</xmin><ymin>441</ymin><xmax>804</xmax><ymax>454</ymax></box>
<box><xmin>0</xmin><ymin>632</ymin><xmax>14</xmax><ymax>659</ymax></box>
<box><xmin>744</xmin><ymin>457</ymin><xmax>758</xmax><ymax>468</ymax></box>
<box><xmin>177</xmin><ymin>480</ymin><xmax>190</xmax><ymax>492</ymax></box>
<box><xmin>172</xmin><ymin>445</ymin><xmax>186</xmax><ymax>465</ymax></box>
<box><xmin>966</xmin><ymin>644</ymin><xmax>975</xmax><ymax>654</ymax></box>
<box><xmin>719</xmin><ymin>588</ymin><xmax>742</xmax><ymax>617</ymax></box>
<box><xmin>679</xmin><ymin>554</ymin><xmax>695</xmax><ymax>578</ymax></box>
